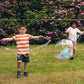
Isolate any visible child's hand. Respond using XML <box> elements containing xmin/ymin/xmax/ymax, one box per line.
<box><xmin>1</xmin><ymin>38</ymin><xmax>7</xmax><ymax>41</ymax></box>
<box><xmin>65</xmin><ymin>28</ymin><xmax>67</xmax><ymax>31</ymax></box>
<box><xmin>39</xmin><ymin>35</ymin><xmax>43</xmax><ymax>38</ymax></box>
<box><xmin>83</xmin><ymin>31</ymin><xmax>84</xmax><ymax>34</ymax></box>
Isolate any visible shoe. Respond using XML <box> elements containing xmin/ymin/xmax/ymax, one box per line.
<box><xmin>17</xmin><ymin>71</ymin><xmax>21</xmax><ymax>78</ymax></box>
<box><xmin>71</xmin><ymin>57</ymin><xmax>74</xmax><ymax>60</ymax></box>
<box><xmin>24</xmin><ymin>72</ymin><xmax>29</xmax><ymax>77</ymax></box>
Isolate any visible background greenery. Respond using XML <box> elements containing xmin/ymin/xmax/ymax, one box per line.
<box><xmin>0</xmin><ymin>0</ymin><xmax>84</xmax><ymax>45</ymax></box>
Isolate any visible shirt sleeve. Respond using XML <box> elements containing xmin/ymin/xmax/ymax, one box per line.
<box><xmin>12</xmin><ymin>36</ymin><xmax>16</xmax><ymax>41</ymax></box>
<box><xmin>66</xmin><ymin>27</ymin><xmax>70</xmax><ymax>33</ymax></box>
<box><xmin>77</xmin><ymin>28</ymin><xmax>83</xmax><ymax>35</ymax></box>
<box><xmin>29</xmin><ymin>34</ymin><xmax>33</xmax><ymax>39</ymax></box>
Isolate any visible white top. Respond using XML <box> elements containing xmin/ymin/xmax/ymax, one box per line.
<box><xmin>66</xmin><ymin>27</ymin><xmax>83</xmax><ymax>41</ymax></box>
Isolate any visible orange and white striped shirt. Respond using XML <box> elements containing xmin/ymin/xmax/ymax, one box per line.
<box><xmin>12</xmin><ymin>34</ymin><xmax>32</xmax><ymax>55</ymax></box>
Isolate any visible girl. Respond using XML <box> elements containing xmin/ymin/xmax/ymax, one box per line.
<box><xmin>65</xmin><ymin>20</ymin><xmax>84</xmax><ymax>60</ymax></box>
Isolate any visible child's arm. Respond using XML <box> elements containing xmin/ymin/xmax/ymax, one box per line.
<box><xmin>64</xmin><ymin>28</ymin><xmax>68</xmax><ymax>36</ymax></box>
<box><xmin>31</xmin><ymin>35</ymin><xmax>43</xmax><ymax>39</ymax></box>
<box><xmin>82</xmin><ymin>31</ymin><xmax>84</xmax><ymax>34</ymax></box>
<box><xmin>77</xmin><ymin>29</ymin><xmax>84</xmax><ymax>35</ymax></box>
<box><xmin>65</xmin><ymin>27</ymin><xmax>70</xmax><ymax>33</ymax></box>
<box><xmin>65</xmin><ymin>28</ymin><xmax>67</xmax><ymax>32</ymax></box>
<box><xmin>1</xmin><ymin>38</ymin><xmax>14</xmax><ymax>41</ymax></box>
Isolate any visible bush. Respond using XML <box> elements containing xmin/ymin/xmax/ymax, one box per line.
<box><xmin>0</xmin><ymin>0</ymin><xmax>84</xmax><ymax>45</ymax></box>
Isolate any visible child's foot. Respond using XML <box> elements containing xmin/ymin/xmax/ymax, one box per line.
<box><xmin>71</xmin><ymin>57</ymin><xmax>74</xmax><ymax>60</ymax></box>
<box><xmin>24</xmin><ymin>72</ymin><xmax>29</xmax><ymax>77</ymax></box>
<box><xmin>17</xmin><ymin>71</ymin><xmax>21</xmax><ymax>78</ymax></box>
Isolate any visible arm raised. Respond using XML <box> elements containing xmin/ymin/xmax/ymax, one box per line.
<box><xmin>1</xmin><ymin>37</ymin><xmax>14</xmax><ymax>41</ymax></box>
<box><xmin>77</xmin><ymin>29</ymin><xmax>84</xmax><ymax>35</ymax></box>
<box><xmin>31</xmin><ymin>35</ymin><xmax>43</xmax><ymax>39</ymax></box>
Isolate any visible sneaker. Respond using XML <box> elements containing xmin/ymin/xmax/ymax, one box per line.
<box><xmin>71</xmin><ymin>57</ymin><xmax>74</xmax><ymax>60</ymax></box>
<box><xmin>24</xmin><ymin>72</ymin><xmax>29</xmax><ymax>77</ymax></box>
<box><xmin>17</xmin><ymin>71</ymin><xmax>21</xmax><ymax>78</ymax></box>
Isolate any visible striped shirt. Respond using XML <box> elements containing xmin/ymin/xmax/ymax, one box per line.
<box><xmin>12</xmin><ymin>34</ymin><xmax>32</xmax><ymax>55</ymax></box>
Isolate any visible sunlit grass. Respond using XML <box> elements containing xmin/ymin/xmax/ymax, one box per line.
<box><xmin>0</xmin><ymin>43</ymin><xmax>84</xmax><ymax>84</ymax></box>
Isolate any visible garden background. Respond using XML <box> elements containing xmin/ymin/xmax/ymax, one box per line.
<box><xmin>0</xmin><ymin>0</ymin><xmax>84</xmax><ymax>45</ymax></box>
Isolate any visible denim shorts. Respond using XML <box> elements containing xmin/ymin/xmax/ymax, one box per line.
<box><xmin>17</xmin><ymin>54</ymin><xmax>30</xmax><ymax>62</ymax></box>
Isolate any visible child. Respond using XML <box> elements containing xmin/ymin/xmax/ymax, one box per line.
<box><xmin>65</xmin><ymin>20</ymin><xmax>84</xmax><ymax>60</ymax></box>
<box><xmin>1</xmin><ymin>24</ymin><xmax>44</xmax><ymax>78</ymax></box>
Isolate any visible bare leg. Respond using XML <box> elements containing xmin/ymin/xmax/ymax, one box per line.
<box><xmin>24</xmin><ymin>62</ymin><xmax>28</xmax><ymax>72</ymax></box>
<box><xmin>73</xmin><ymin>49</ymin><xmax>76</xmax><ymax>56</ymax></box>
<box><xmin>73</xmin><ymin>41</ymin><xmax>77</xmax><ymax>57</ymax></box>
<box><xmin>17</xmin><ymin>61</ymin><xmax>22</xmax><ymax>71</ymax></box>
<box><xmin>70</xmin><ymin>46</ymin><xmax>73</xmax><ymax>58</ymax></box>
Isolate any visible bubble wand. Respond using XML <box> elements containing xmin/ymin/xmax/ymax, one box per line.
<box><xmin>0</xmin><ymin>37</ymin><xmax>51</xmax><ymax>54</ymax></box>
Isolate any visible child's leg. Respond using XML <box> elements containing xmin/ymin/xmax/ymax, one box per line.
<box><xmin>17</xmin><ymin>61</ymin><xmax>22</xmax><ymax>71</ymax></box>
<box><xmin>73</xmin><ymin>41</ymin><xmax>77</xmax><ymax>57</ymax></box>
<box><xmin>70</xmin><ymin>46</ymin><xmax>73</xmax><ymax>58</ymax></box>
<box><xmin>24</xmin><ymin>62</ymin><xmax>28</xmax><ymax>72</ymax></box>
<box><xmin>23</xmin><ymin>54</ymin><xmax>29</xmax><ymax>72</ymax></box>
<box><xmin>17</xmin><ymin>61</ymin><xmax>22</xmax><ymax>78</ymax></box>
<box><xmin>17</xmin><ymin>54</ymin><xmax>23</xmax><ymax>71</ymax></box>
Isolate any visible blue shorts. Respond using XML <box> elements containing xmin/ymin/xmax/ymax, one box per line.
<box><xmin>17</xmin><ymin>54</ymin><xmax>30</xmax><ymax>62</ymax></box>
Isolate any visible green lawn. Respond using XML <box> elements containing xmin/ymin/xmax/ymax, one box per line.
<box><xmin>0</xmin><ymin>43</ymin><xmax>84</xmax><ymax>84</ymax></box>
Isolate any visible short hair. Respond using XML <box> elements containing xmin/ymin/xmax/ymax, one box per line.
<box><xmin>70</xmin><ymin>20</ymin><xmax>78</xmax><ymax>26</ymax></box>
<box><xmin>19</xmin><ymin>24</ymin><xmax>27</xmax><ymax>29</ymax></box>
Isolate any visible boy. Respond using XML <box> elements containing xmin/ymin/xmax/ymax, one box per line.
<box><xmin>1</xmin><ymin>24</ymin><xmax>43</xmax><ymax>78</ymax></box>
<box><xmin>65</xmin><ymin>20</ymin><xmax>84</xmax><ymax>60</ymax></box>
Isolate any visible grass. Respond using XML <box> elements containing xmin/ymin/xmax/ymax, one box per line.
<box><xmin>0</xmin><ymin>43</ymin><xmax>84</xmax><ymax>84</ymax></box>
